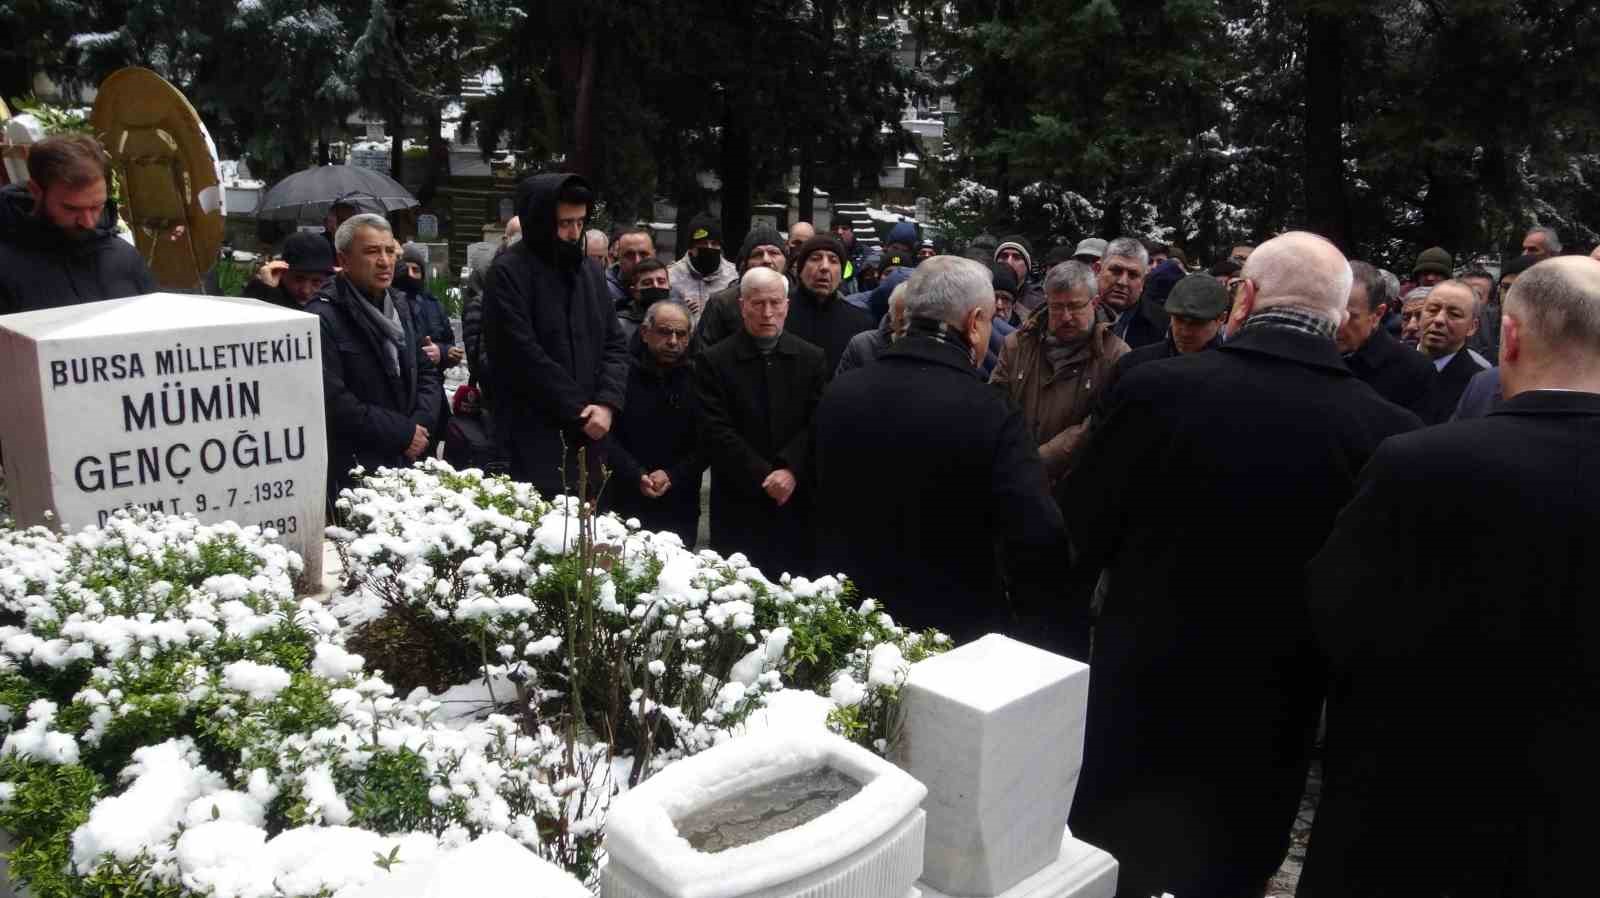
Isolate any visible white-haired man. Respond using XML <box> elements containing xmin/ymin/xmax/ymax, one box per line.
<box><xmin>312</xmin><ymin>212</ymin><xmax>442</xmax><ymax>500</ymax></box>
<box><xmin>1302</xmin><ymin>255</ymin><xmax>1600</xmax><ymax>898</ymax></box>
<box><xmin>1062</xmin><ymin>231</ymin><xmax>1422</xmax><ymax>898</ymax></box>
<box><xmin>814</xmin><ymin>255</ymin><xmax>1068</xmax><ymax>647</ymax></box>
<box><xmin>694</xmin><ymin>266</ymin><xmax>827</xmax><ymax>578</ymax></box>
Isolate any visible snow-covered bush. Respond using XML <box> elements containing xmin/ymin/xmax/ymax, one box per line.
<box><xmin>0</xmin><ymin>460</ymin><xmax>945</xmax><ymax>897</ymax></box>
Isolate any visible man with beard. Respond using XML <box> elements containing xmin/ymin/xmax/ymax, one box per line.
<box><xmin>243</xmin><ymin>230</ymin><xmax>334</xmax><ymax>311</ymax></box>
<box><xmin>311</xmin><ymin>214</ymin><xmax>442</xmax><ymax>500</ymax></box>
<box><xmin>668</xmin><ymin>212</ymin><xmax>737</xmax><ymax>320</ymax></box>
<box><xmin>991</xmin><ymin>260</ymin><xmax>1129</xmax><ymax>484</ymax></box>
<box><xmin>0</xmin><ymin>134</ymin><xmax>156</xmax><ymax>312</ymax></box>
<box><xmin>691</xmin><ymin>225</ymin><xmax>788</xmax><ymax>356</ymax></box>
<box><xmin>695</xmin><ymin>266</ymin><xmax>827</xmax><ymax>578</ymax></box>
<box><xmin>607</xmin><ymin>301</ymin><xmax>702</xmax><ymax>544</ymax></box>
<box><xmin>784</xmin><ymin>234</ymin><xmax>875</xmax><ymax>374</ymax></box>
<box><xmin>483</xmin><ymin>173</ymin><xmax>629</xmax><ymax>499</ymax></box>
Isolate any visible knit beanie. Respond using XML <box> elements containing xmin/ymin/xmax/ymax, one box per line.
<box><xmin>885</xmin><ymin>220</ymin><xmax>919</xmax><ymax>248</ymax></box>
<box><xmin>737</xmin><ymin>225</ymin><xmax>785</xmax><ymax>269</ymax></box>
<box><xmin>400</xmin><ymin>241</ymin><xmax>428</xmax><ymax>268</ymax></box>
<box><xmin>1413</xmin><ymin>246</ymin><xmax>1453</xmax><ymax>278</ymax></box>
<box><xmin>989</xmin><ymin>261</ymin><xmax>1020</xmax><ymax>296</ymax></box>
<box><xmin>686</xmin><ymin>212</ymin><xmax>721</xmax><ymax>245</ymax></box>
<box><xmin>794</xmin><ymin>234</ymin><xmax>847</xmax><ymax>275</ymax></box>
<box><xmin>995</xmin><ymin>235</ymin><xmax>1034</xmax><ymax>270</ymax></box>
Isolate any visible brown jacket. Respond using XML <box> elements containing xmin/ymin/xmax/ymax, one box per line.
<box><xmin>991</xmin><ymin>312</ymin><xmax>1129</xmax><ymax>480</ymax></box>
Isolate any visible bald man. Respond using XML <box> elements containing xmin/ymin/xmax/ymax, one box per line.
<box><xmin>1063</xmin><ymin>232</ymin><xmax>1422</xmax><ymax>898</ymax></box>
<box><xmin>1302</xmin><ymin>256</ymin><xmax>1600</xmax><ymax>898</ymax></box>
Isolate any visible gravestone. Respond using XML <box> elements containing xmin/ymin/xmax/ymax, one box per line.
<box><xmin>416</xmin><ymin>213</ymin><xmax>439</xmax><ymax>242</ymax></box>
<box><xmin>0</xmin><ymin>294</ymin><xmax>328</xmax><ymax>589</ymax></box>
<box><xmin>896</xmin><ymin>634</ymin><xmax>1117</xmax><ymax>898</ymax></box>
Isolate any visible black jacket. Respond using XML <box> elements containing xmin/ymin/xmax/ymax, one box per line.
<box><xmin>311</xmin><ymin>275</ymin><xmax>443</xmax><ymax>499</ymax></box>
<box><xmin>1416</xmin><ymin>346</ymin><xmax>1490</xmax><ymax>425</ymax></box>
<box><xmin>1103</xmin><ymin>294</ymin><xmax>1168</xmax><ymax>350</ymax></box>
<box><xmin>1061</xmin><ymin>323</ymin><xmax>1421</xmax><ymax>898</ymax></box>
<box><xmin>482</xmin><ymin>173</ymin><xmax>629</xmax><ymax>499</ymax></box>
<box><xmin>782</xmin><ymin>286</ymin><xmax>875</xmax><ymax>375</ymax></box>
<box><xmin>690</xmin><ymin>280</ymin><xmax>742</xmax><ymax>358</ymax></box>
<box><xmin>242</xmin><ymin>277</ymin><xmax>302</xmax><ymax>311</ymax></box>
<box><xmin>1096</xmin><ymin>332</ymin><xmax>1220</xmax><ymax>414</ymax></box>
<box><xmin>695</xmin><ymin>329</ymin><xmax>826</xmax><ymax>579</ymax></box>
<box><xmin>606</xmin><ymin>342</ymin><xmax>703</xmax><ymax>545</ymax></box>
<box><xmin>404</xmin><ymin>286</ymin><xmax>456</xmax><ymax>357</ymax></box>
<box><xmin>1344</xmin><ymin>325</ymin><xmax>1435</xmax><ymax>413</ymax></box>
<box><xmin>815</xmin><ymin>335</ymin><xmax>1067</xmax><ymax>647</ymax></box>
<box><xmin>0</xmin><ymin>183</ymin><xmax>156</xmax><ymax>314</ymax></box>
<box><xmin>1301</xmin><ymin>390</ymin><xmax>1600</xmax><ymax>898</ymax></box>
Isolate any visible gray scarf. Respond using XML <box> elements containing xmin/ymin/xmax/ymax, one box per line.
<box><xmin>351</xmin><ymin>285</ymin><xmax>406</xmax><ymax>377</ymax></box>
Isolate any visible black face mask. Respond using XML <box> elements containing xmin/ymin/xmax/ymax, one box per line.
<box><xmin>638</xmin><ymin>286</ymin><xmax>671</xmax><ymax>305</ymax></box>
<box><xmin>691</xmin><ymin>247</ymin><xmax>723</xmax><ymax>275</ymax></box>
<box><xmin>393</xmin><ymin>270</ymin><xmax>423</xmax><ymax>294</ymax></box>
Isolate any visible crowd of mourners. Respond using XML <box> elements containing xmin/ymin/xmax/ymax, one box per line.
<box><xmin>4</xmin><ymin>134</ymin><xmax>1598</xmax><ymax>898</ymax></box>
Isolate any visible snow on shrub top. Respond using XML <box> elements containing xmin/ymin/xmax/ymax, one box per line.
<box><xmin>0</xmin><ymin>460</ymin><xmax>946</xmax><ymax>896</ymax></box>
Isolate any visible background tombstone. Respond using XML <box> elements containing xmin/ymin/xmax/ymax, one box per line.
<box><xmin>0</xmin><ymin>294</ymin><xmax>328</xmax><ymax>590</ymax></box>
<box><xmin>896</xmin><ymin>634</ymin><xmax>1118</xmax><ymax>898</ymax></box>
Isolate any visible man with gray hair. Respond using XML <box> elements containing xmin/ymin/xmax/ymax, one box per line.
<box><xmin>1521</xmin><ymin>225</ymin><xmax>1562</xmax><ymax>260</ymax></box>
<box><xmin>311</xmin><ymin>213</ymin><xmax>443</xmax><ymax>500</ymax></box>
<box><xmin>606</xmin><ymin>300</ymin><xmax>702</xmax><ymax>543</ymax></box>
<box><xmin>992</xmin><ymin>259</ymin><xmax>1129</xmax><ymax>483</ymax></box>
<box><xmin>1093</xmin><ymin>237</ymin><xmax>1165</xmax><ymax>348</ymax></box>
<box><xmin>1301</xmin><ymin>255</ymin><xmax>1600</xmax><ymax>898</ymax></box>
<box><xmin>814</xmin><ymin>255</ymin><xmax>1068</xmax><ymax>647</ymax></box>
<box><xmin>1061</xmin><ymin>231</ymin><xmax>1421</xmax><ymax>898</ymax></box>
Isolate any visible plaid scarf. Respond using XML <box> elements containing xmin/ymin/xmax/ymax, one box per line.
<box><xmin>1240</xmin><ymin>306</ymin><xmax>1337</xmax><ymax>342</ymax></box>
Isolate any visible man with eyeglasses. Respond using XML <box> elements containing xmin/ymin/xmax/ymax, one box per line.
<box><xmin>483</xmin><ymin>172</ymin><xmax>629</xmax><ymax>499</ymax></box>
<box><xmin>606</xmin><ymin>301</ymin><xmax>702</xmax><ymax>543</ymax></box>
<box><xmin>991</xmin><ymin>259</ymin><xmax>1129</xmax><ymax>484</ymax></box>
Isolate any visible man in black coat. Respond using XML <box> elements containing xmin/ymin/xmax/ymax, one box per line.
<box><xmin>781</xmin><ymin>235</ymin><xmax>874</xmax><ymax>374</ymax></box>
<box><xmin>483</xmin><ymin>173</ymin><xmax>629</xmax><ymax>499</ymax></box>
<box><xmin>695</xmin><ymin>267</ymin><xmax>827</xmax><ymax>579</ymax></box>
<box><xmin>1338</xmin><ymin>259</ymin><xmax>1435</xmax><ymax>412</ymax></box>
<box><xmin>1062</xmin><ymin>232</ymin><xmax>1421</xmax><ymax>898</ymax></box>
<box><xmin>815</xmin><ymin>256</ymin><xmax>1067</xmax><ymax>647</ymax></box>
<box><xmin>607</xmin><ymin>302</ymin><xmax>702</xmax><ymax>545</ymax></box>
<box><xmin>0</xmin><ymin>134</ymin><xmax>156</xmax><ymax>313</ymax></box>
<box><xmin>1300</xmin><ymin>256</ymin><xmax>1600</xmax><ymax>898</ymax></box>
<box><xmin>311</xmin><ymin>214</ymin><xmax>442</xmax><ymax>500</ymax></box>
<box><xmin>242</xmin><ymin>231</ymin><xmax>333</xmax><ymax>311</ymax></box>
<box><xmin>1415</xmin><ymin>279</ymin><xmax>1492</xmax><ymax>424</ymax></box>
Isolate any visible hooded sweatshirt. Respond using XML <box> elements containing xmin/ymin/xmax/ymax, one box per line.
<box><xmin>0</xmin><ymin>183</ymin><xmax>157</xmax><ymax>314</ymax></box>
<box><xmin>481</xmin><ymin>172</ymin><xmax>630</xmax><ymax>495</ymax></box>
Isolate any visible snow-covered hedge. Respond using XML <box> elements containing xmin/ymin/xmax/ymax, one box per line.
<box><xmin>0</xmin><ymin>460</ymin><xmax>945</xmax><ymax>897</ymax></box>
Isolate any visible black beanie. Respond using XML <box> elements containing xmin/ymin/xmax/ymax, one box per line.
<box><xmin>794</xmin><ymin>234</ymin><xmax>847</xmax><ymax>274</ymax></box>
<box><xmin>686</xmin><ymin>212</ymin><xmax>721</xmax><ymax>245</ymax></box>
<box><xmin>989</xmin><ymin>261</ymin><xmax>1020</xmax><ymax>295</ymax></box>
<box><xmin>738</xmin><ymin>225</ymin><xmax>785</xmax><ymax>269</ymax></box>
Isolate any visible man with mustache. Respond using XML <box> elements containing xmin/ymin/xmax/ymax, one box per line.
<box><xmin>0</xmin><ymin>134</ymin><xmax>155</xmax><ymax>313</ymax></box>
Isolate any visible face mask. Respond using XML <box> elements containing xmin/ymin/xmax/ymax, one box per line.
<box><xmin>639</xmin><ymin>286</ymin><xmax>671</xmax><ymax>304</ymax></box>
<box><xmin>691</xmin><ymin>247</ymin><xmax>723</xmax><ymax>275</ymax></box>
<box><xmin>393</xmin><ymin>270</ymin><xmax>422</xmax><ymax>293</ymax></box>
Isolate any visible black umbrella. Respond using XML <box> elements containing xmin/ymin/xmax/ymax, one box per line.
<box><xmin>256</xmin><ymin>164</ymin><xmax>419</xmax><ymax>222</ymax></box>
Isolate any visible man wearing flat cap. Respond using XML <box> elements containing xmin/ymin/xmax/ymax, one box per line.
<box><xmin>244</xmin><ymin>230</ymin><xmax>335</xmax><ymax>310</ymax></box>
<box><xmin>1106</xmin><ymin>273</ymin><xmax>1229</xmax><ymax>383</ymax></box>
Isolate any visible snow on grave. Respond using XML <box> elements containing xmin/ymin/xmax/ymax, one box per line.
<box><xmin>896</xmin><ymin>634</ymin><xmax>1118</xmax><ymax>898</ymax></box>
<box><xmin>602</xmin><ymin>728</ymin><xmax>927</xmax><ymax>898</ymax></box>
<box><xmin>347</xmin><ymin>831</ymin><xmax>590</xmax><ymax>898</ymax></box>
<box><xmin>0</xmin><ymin>294</ymin><xmax>328</xmax><ymax>588</ymax></box>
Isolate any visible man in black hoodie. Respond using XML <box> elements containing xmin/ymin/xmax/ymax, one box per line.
<box><xmin>0</xmin><ymin>134</ymin><xmax>155</xmax><ymax>313</ymax></box>
<box><xmin>483</xmin><ymin>173</ymin><xmax>629</xmax><ymax>499</ymax></box>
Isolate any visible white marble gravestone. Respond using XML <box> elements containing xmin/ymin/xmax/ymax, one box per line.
<box><xmin>897</xmin><ymin>634</ymin><xmax>1117</xmax><ymax>898</ymax></box>
<box><xmin>0</xmin><ymin>294</ymin><xmax>327</xmax><ymax>587</ymax></box>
